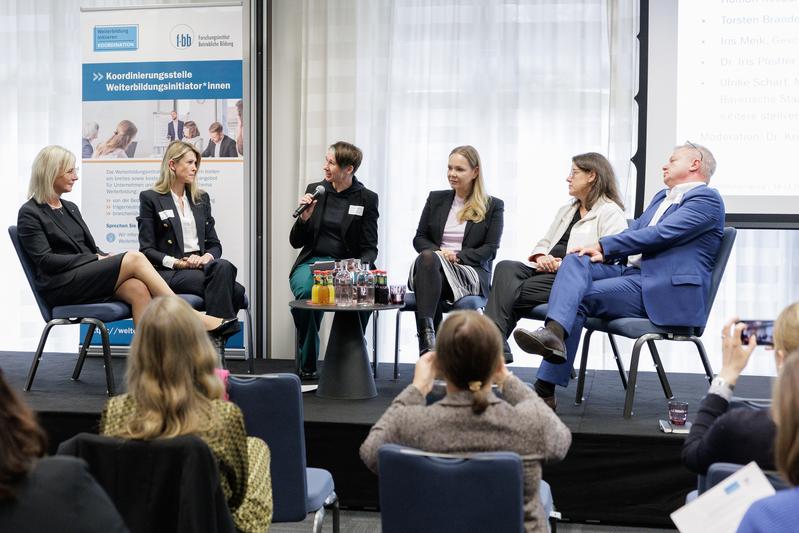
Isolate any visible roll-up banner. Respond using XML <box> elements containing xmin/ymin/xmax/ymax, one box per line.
<box><xmin>80</xmin><ymin>4</ymin><xmax>245</xmax><ymax>347</ymax></box>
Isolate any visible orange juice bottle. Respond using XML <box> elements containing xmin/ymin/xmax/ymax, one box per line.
<box><xmin>311</xmin><ymin>270</ymin><xmax>322</xmax><ymax>304</ymax></box>
<box><xmin>326</xmin><ymin>270</ymin><xmax>336</xmax><ymax>304</ymax></box>
<box><xmin>318</xmin><ymin>273</ymin><xmax>329</xmax><ymax>304</ymax></box>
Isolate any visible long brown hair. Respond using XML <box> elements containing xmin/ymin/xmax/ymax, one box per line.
<box><xmin>571</xmin><ymin>152</ymin><xmax>624</xmax><ymax>211</ymax></box>
<box><xmin>95</xmin><ymin>119</ymin><xmax>137</xmax><ymax>156</ymax></box>
<box><xmin>435</xmin><ymin>311</ymin><xmax>502</xmax><ymax>414</ymax></box>
<box><xmin>450</xmin><ymin>145</ymin><xmax>490</xmax><ymax>224</ymax></box>
<box><xmin>773</xmin><ymin>352</ymin><xmax>799</xmax><ymax>486</ymax></box>
<box><xmin>0</xmin><ymin>368</ymin><xmax>47</xmax><ymax>500</ymax></box>
<box><xmin>105</xmin><ymin>296</ymin><xmax>224</xmax><ymax>440</ymax></box>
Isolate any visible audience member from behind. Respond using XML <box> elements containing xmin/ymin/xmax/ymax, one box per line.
<box><xmin>737</xmin><ymin>352</ymin><xmax>799</xmax><ymax>532</ymax></box>
<box><xmin>82</xmin><ymin>121</ymin><xmax>98</xmax><ymax>158</ymax></box>
<box><xmin>95</xmin><ymin>119</ymin><xmax>138</xmax><ymax>158</ymax></box>
<box><xmin>683</xmin><ymin>304</ymin><xmax>799</xmax><ymax>474</ymax></box>
<box><xmin>100</xmin><ymin>296</ymin><xmax>272</xmax><ymax>533</ymax></box>
<box><xmin>360</xmin><ymin>311</ymin><xmax>571</xmax><ymax>532</ymax></box>
<box><xmin>0</xmin><ymin>369</ymin><xmax>127</xmax><ymax>532</ymax></box>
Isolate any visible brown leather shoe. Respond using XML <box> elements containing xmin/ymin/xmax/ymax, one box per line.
<box><xmin>513</xmin><ymin>327</ymin><xmax>567</xmax><ymax>364</ymax></box>
<box><xmin>541</xmin><ymin>394</ymin><xmax>557</xmax><ymax>412</ymax></box>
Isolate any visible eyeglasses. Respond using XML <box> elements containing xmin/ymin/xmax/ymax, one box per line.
<box><xmin>685</xmin><ymin>140</ymin><xmax>703</xmax><ymax>162</ymax></box>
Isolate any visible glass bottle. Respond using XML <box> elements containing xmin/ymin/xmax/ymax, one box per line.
<box><xmin>326</xmin><ymin>270</ymin><xmax>335</xmax><ymax>304</ymax></box>
<box><xmin>335</xmin><ymin>262</ymin><xmax>353</xmax><ymax>307</ymax></box>
<box><xmin>311</xmin><ymin>270</ymin><xmax>322</xmax><ymax>304</ymax></box>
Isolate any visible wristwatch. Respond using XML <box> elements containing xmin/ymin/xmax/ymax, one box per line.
<box><xmin>709</xmin><ymin>375</ymin><xmax>735</xmax><ymax>400</ymax></box>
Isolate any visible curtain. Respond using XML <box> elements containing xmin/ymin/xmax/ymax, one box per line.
<box><xmin>296</xmin><ymin>0</ymin><xmax>642</xmax><ymax>366</ymax></box>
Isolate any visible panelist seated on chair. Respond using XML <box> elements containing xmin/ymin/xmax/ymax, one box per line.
<box><xmin>484</xmin><ymin>152</ymin><xmax>626</xmax><ymax>365</ymax></box>
<box><xmin>100</xmin><ymin>296</ymin><xmax>272</xmax><ymax>533</ymax></box>
<box><xmin>409</xmin><ymin>145</ymin><xmax>504</xmax><ymax>355</ymax></box>
<box><xmin>138</xmin><ymin>140</ymin><xmax>245</xmax><ymax>346</ymax></box>
<box><xmin>289</xmin><ymin>141</ymin><xmax>379</xmax><ymax>380</ymax></box>
<box><xmin>16</xmin><ymin>145</ymin><xmax>235</xmax><ymax>337</ymax></box>
<box><xmin>682</xmin><ymin>305</ymin><xmax>799</xmax><ymax>475</ymax></box>
<box><xmin>513</xmin><ymin>142</ymin><xmax>725</xmax><ymax>407</ymax></box>
<box><xmin>737</xmin><ymin>350</ymin><xmax>799</xmax><ymax>532</ymax></box>
<box><xmin>360</xmin><ymin>311</ymin><xmax>571</xmax><ymax>533</ymax></box>
<box><xmin>0</xmin><ymin>368</ymin><xmax>127</xmax><ymax>533</ymax></box>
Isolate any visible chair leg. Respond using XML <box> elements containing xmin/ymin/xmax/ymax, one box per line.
<box><xmin>372</xmin><ymin>311</ymin><xmax>379</xmax><ymax>378</ymax></box>
<box><xmin>325</xmin><ymin>492</ymin><xmax>340</xmax><ymax>533</ymax></box>
<box><xmin>394</xmin><ymin>310</ymin><xmax>402</xmax><ymax>380</ymax></box>
<box><xmin>647</xmin><ymin>339</ymin><xmax>673</xmax><ymax>399</ymax></box>
<box><xmin>607</xmin><ymin>333</ymin><xmax>628</xmax><ymax>390</ymax></box>
<box><xmin>623</xmin><ymin>336</ymin><xmax>649</xmax><ymax>418</ymax></box>
<box><xmin>84</xmin><ymin>319</ymin><xmax>117</xmax><ymax>396</ymax></box>
<box><xmin>245</xmin><ymin>307</ymin><xmax>255</xmax><ymax>374</ymax></box>
<box><xmin>73</xmin><ymin>323</ymin><xmax>97</xmax><ymax>380</ymax></box>
<box><xmin>25</xmin><ymin>321</ymin><xmax>57</xmax><ymax>391</ymax></box>
<box><xmin>311</xmin><ymin>506</ymin><xmax>326</xmax><ymax>533</ymax></box>
<box><xmin>574</xmin><ymin>329</ymin><xmax>594</xmax><ymax>404</ymax></box>
<box><xmin>295</xmin><ymin>327</ymin><xmax>301</xmax><ymax>376</ymax></box>
<box><xmin>691</xmin><ymin>336</ymin><xmax>714</xmax><ymax>384</ymax></box>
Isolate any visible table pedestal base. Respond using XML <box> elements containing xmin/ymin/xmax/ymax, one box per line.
<box><xmin>316</xmin><ymin>311</ymin><xmax>377</xmax><ymax>399</ymax></box>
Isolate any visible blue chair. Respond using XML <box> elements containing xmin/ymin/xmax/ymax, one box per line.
<box><xmin>227</xmin><ymin>374</ymin><xmax>339</xmax><ymax>533</ymax></box>
<box><xmin>9</xmin><ymin>225</ymin><xmax>130</xmax><ymax>396</ymax></box>
<box><xmin>686</xmin><ymin>462</ymin><xmax>789</xmax><ymax>502</ymax></box>
<box><xmin>181</xmin><ymin>293</ymin><xmax>254</xmax><ymax>373</ymax></box>
<box><xmin>392</xmin><ymin>292</ymin><xmax>487</xmax><ymax>379</ymax></box>
<box><xmin>378</xmin><ymin>444</ymin><xmax>557</xmax><ymax>533</ymax></box>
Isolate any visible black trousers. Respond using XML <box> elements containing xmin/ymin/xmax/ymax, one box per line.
<box><xmin>484</xmin><ymin>260</ymin><xmax>556</xmax><ymax>339</ymax></box>
<box><xmin>159</xmin><ymin>259</ymin><xmax>245</xmax><ymax>318</ymax></box>
<box><xmin>413</xmin><ymin>250</ymin><xmax>455</xmax><ymax>326</ymax></box>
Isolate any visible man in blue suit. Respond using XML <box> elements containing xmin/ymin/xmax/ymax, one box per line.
<box><xmin>166</xmin><ymin>110</ymin><xmax>184</xmax><ymax>141</ymax></box>
<box><xmin>514</xmin><ymin>142</ymin><xmax>725</xmax><ymax>409</ymax></box>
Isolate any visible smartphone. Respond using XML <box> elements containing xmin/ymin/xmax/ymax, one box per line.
<box><xmin>740</xmin><ymin>320</ymin><xmax>775</xmax><ymax>346</ymax></box>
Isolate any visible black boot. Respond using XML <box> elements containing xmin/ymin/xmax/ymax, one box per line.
<box><xmin>416</xmin><ymin>317</ymin><xmax>436</xmax><ymax>355</ymax></box>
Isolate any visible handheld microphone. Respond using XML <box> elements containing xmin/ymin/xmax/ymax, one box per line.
<box><xmin>292</xmin><ymin>185</ymin><xmax>325</xmax><ymax>218</ymax></box>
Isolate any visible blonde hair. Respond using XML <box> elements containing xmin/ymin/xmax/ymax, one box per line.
<box><xmin>95</xmin><ymin>120</ymin><xmax>137</xmax><ymax>156</ymax></box>
<box><xmin>773</xmin><ymin>352</ymin><xmax>799</xmax><ymax>486</ymax></box>
<box><xmin>153</xmin><ymin>141</ymin><xmax>204</xmax><ymax>203</ymax></box>
<box><xmin>450</xmin><ymin>145</ymin><xmax>490</xmax><ymax>223</ymax></box>
<box><xmin>435</xmin><ymin>311</ymin><xmax>502</xmax><ymax>414</ymax></box>
<box><xmin>28</xmin><ymin>145</ymin><xmax>75</xmax><ymax>203</ymax></box>
<box><xmin>109</xmin><ymin>296</ymin><xmax>224</xmax><ymax>440</ymax></box>
<box><xmin>774</xmin><ymin>302</ymin><xmax>799</xmax><ymax>355</ymax></box>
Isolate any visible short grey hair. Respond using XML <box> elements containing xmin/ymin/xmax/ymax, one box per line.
<box><xmin>82</xmin><ymin>121</ymin><xmax>99</xmax><ymax>139</ymax></box>
<box><xmin>679</xmin><ymin>142</ymin><xmax>717</xmax><ymax>180</ymax></box>
<box><xmin>28</xmin><ymin>145</ymin><xmax>75</xmax><ymax>203</ymax></box>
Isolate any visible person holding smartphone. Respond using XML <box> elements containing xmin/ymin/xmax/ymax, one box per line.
<box><xmin>681</xmin><ymin>303</ymin><xmax>799</xmax><ymax>475</ymax></box>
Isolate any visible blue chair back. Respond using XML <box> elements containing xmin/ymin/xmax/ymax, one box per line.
<box><xmin>698</xmin><ymin>462</ymin><xmax>789</xmax><ymax>495</ymax></box>
<box><xmin>9</xmin><ymin>225</ymin><xmax>54</xmax><ymax>322</ymax></box>
<box><xmin>228</xmin><ymin>374</ymin><xmax>308</xmax><ymax>522</ymax></box>
<box><xmin>703</xmin><ymin>227</ymin><xmax>737</xmax><ymax>331</ymax></box>
<box><xmin>378</xmin><ymin>444</ymin><xmax>525</xmax><ymax>533</ymax></box>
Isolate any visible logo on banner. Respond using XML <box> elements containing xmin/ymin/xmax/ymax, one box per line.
<box><xmin>93</xmin><ymin>25</ymin><xmax>138</xmax><ymax>52</ymax></box>
<box><xmin>170</xmin><ymin>24</ymin><xmax>194</xmax><ymax>49</ymax></box>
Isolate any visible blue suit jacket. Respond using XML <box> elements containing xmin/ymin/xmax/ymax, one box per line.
<box><xmin>599</xmin><ymin>185</ymin><xmax>725</xmax><ymax>328</ymax></box>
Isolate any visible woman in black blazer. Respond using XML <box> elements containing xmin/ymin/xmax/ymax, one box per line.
<box><xmin>16</xmin><ymin>145</ymin><xmax>235</xmax><ymax>337</ymax></box>
<box><xmin>410</xmin><ymin>145</ymin><xmax>504</xmax><ymax>354</ymax></box>
<box><xmin>138</xmin><ymin>141</ymin><xmax>245</xmax><ymax>346</ymax></box>
<box><xmin>289</xmin><ymin>141</ymin><xmax>379</xmax><ymax>378</ymax></box>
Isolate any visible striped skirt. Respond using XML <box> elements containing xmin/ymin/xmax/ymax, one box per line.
<box><xmin>408</xmin><ymin>250</ymin><xmax>481</xmax><ymax>304</ymax></box>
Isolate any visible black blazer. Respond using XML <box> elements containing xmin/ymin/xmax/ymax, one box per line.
<box><xmin>289</xmin><ymin>178</ymin><xmax>379</xmax><ymax>274</ymax></box>
<box><xmin>202</xmin><ymin>135</ymin><xmax>238</xmax><ymax>158</ymax></box>
<box><xmin>413</xmin><ymin>190</ymin><xmax>504</xmax><ymax>297</ymax></box>
<box><xmin>138</xmin><ymin>189</ymin><xmax>222</xmax><ymax>269</ymax></box>
<box><xmin>17</xmin><ymin>198</ymin><xmax>103</xmax><ymax>292</ymax></box>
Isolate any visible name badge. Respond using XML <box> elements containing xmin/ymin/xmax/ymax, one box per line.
<box><xmin>158</xmin><ymin>209</ymin><xmax>175</xmax><ymax>220</ymax></box>
<box><xmin>348</xmin><ymin>205</ymin><xmax>364</xmax><ymax>216</ymax></box>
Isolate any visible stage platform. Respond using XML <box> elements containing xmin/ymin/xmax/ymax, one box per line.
<box><xmin>0</xmin><ymin>350</ymin><xmax>773</xmax><ymax>528</ymax></box>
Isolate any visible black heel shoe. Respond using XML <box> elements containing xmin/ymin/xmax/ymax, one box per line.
<box><xmin>209</xmin><ymin>317</ymin><xmax>241</xmax><ymax>339</ymax></box>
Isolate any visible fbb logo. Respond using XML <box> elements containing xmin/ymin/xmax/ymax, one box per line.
<box><xmin>170</xmin><ymin>24</ymin><xmax>194</xmax><ymax>49</ymax></box>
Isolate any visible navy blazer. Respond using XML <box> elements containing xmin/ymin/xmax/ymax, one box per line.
<box><xmin>600</xmin><ymin>184</ymin><xmax>725</xmax><ymax>328</ymax></box>
<box><xmin>413</xmin><ymin>190</ymin><xmax>505</xmax><ymax>297</ymax></box>
<box><xmin>138</xmin><ymin>189</ymin><xmax>222</xmax><ymax>269</ymax></box>
<box><xmin>17</xmin><ymin>198</ymin><xmax>103</xmax><ymax>292</ymax></box>
<box><xmin>289</xmin><ymin>178</ymin><xmax>379</xmax><ymax>273</ymax></box>
<box><xmin>167</xmin><ymin>120</ymin><xmax>184</xmax><ymax>142</ymax></box>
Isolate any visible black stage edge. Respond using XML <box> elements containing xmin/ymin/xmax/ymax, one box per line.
<box><xmin>0</xmin><ymin>350</ymin><xmax>773</xmax><ymax>528</ymax></box>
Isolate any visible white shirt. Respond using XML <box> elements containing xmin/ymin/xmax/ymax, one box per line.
<box><xmin>161</xmin><ymin>191</ymin><xmax>200</xmax><ymax>269</ymax></box>
<box><xmin>628</xmin><ymin>181</ymin><xmax>706</xmax><ymax>268</ymax></box>
<box><xmin>440</xmin><ymin>195</ymin><xmax>467</xmax><ymax>251</ymax></box>
<box><xmin>214</xmin><ymin>139</ymin><xmax>221</xmax><ymax>157</ymax></box>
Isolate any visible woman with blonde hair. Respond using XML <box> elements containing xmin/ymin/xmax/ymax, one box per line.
<box><xmin>683</xmin><ymin>302</ymin><xmax>799</xmax><ymax>474</ymax></box>
<box><xmin>360</xmin><ymin>310</ymin><xmax>570</xmax><ymax>532</ymax></box>
<box><xmin>138</xmin><ymin>141</ymin><xmax>245</xmax><ymax>352</ymax></box>
<box><xmin>101</xmin><ymin>296</ymin><xmax>272</xmax><ymax>533</ymax></box>
<box><xmin>17</xmin><ymin>145</ymin><xmax>236</xmax><ymax>338</ymax></box>
<box><xmin>95</xmin><ymin>120</ymin><xmax>137</xmax><ymax>158</ymax></box>
<box><xmin>410</xmin><ymin>145</ymin><xmax>504</xmax><ymax>354</ymax></box>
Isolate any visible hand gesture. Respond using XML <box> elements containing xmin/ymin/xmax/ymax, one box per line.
<box><xmin>412</xmin><ymin>352</ymin><xmax>437</xmax><ymax>396</ymax></box>
<box><xmin>182</xmin><ymin>253</ymin><xmax>210</xmax><ymax>269</ymax></box>
<box><xmin>570</xmin><ymin>243</ymin><xmax>604</xmax><ymax>263</ymax></box>
<box><xmin>534</xmin><ymin>254</ymin><xmax>561</xmax><ymax>273</ymax></box>
<box><xmin>298</xmin><ymin>193</ymin><xmax>318</xmax><ymax>222</ymax></box>
<box><xmin>440</xmin><ymin>249</ymin><xmax>459</xmax><ymax>263</ymax></box>
<box><xmin>719</xmin><ymin>317</ymin><xmax>757</xmax><ymax>386</ymax></box>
